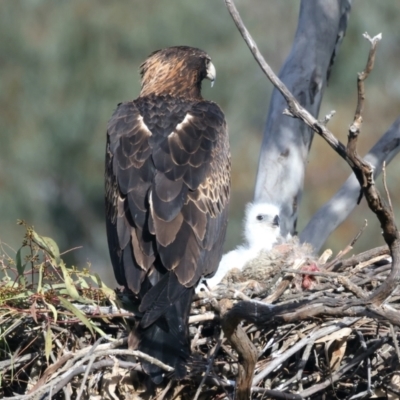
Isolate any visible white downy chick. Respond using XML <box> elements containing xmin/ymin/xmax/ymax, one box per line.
<box><xmin>198</xmin><ymin>202</ymin><xmax>281</xmax><ymax>291</ymax></box>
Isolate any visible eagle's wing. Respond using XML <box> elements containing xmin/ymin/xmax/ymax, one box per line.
<box><xmin>105</xmin><ymin>97</ymin><xmax>230</xmax><ymax>322</ymax></box>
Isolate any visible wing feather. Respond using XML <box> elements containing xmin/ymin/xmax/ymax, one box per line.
<box><xmin>105</xmin><ymin>95</ymin><xmax>230</xmax><ymax>304</ymax></box>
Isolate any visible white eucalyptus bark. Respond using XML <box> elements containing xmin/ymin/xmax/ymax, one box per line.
<box><xmin>254</xmin><ymin>0</ymin><xmax>352</xmax><ymax>236</ymax></box>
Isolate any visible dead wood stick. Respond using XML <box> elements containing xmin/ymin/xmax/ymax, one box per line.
<box><xmin>75</xmin><ymin>353</ymin><xmax>96</xmax><ymax>400</ymax></box>
<box><xmin>46</xmin><ymin>359</ymin><xmax>139</xmax><ymax>400</ymax></box>
<box><xmin>263</xmin><ymin>259</ymin><xmax>306</xmax><ymax>303</ymax></box>
<box><xmin>299</xmin><ymin>337</ymin><xmax>388</xmax><ymax>397</ymax></box>
<box><xmin>189</xmin><ymin>312</ymin><xmax>217</xmax><ymax>324</ymax></box>
<box><xmin>276</xmin><ymin>341</ymin><xmax>313</xmax><ymax>392</ymax></box>
<box><xmin>331</xmin><ymin>245</ymin><xmax>389</xmax><ymax>272</ymax></box>
<box><xmin>356</xmin><ymin>330</ymin><xmax>372</xmax><ymax>396</ymax></box>
<box><xmin>336</xmin><ymin>275</ymin><xmax>369</xmax><ymax>299</ymax></box>
<box><xmin>155</xmin><ymin>379</ymin><xmax>173</xmax><ymax>400</ymax></box>
<box><xmin>253</xmin><ymin>318</ymin><xmax>359</xmax><ymax>386</ymax></box>
<box><xmin>342</xmin><ymin>33</ymin><xmax>400</xmax><ymax>305</ymax></box>
<box><xmin>0</xmin><ymin>352</ymin><xmax>39</xmax><ymax>372</ymax></box>
<box><xmin>192</xmin><ymin>331</ymin><xmax>223</xmax><ymax>400</ymax></box>
<box><xmin>281</xmin><ymin>269</ymin><xmax>338</xmax><ymax>279</ymax></box>
<box><xmin>382</xmin><ymin>161</ymin><xmax>394</xmax><ymax>214</ymax></box>
<box><xmin>221</xmin><ymin>306</ymin><xmax>258</xmax><ymax>400</ymax></box>
<box><xmin>389</xmin><ymin>324</ymin><xmax>400</xmax><ymax>363</ymax></box>
<box><xmin>297</xmin><ymin>342</ymin><xmax>314</xmax><ymax>391</ymax></box>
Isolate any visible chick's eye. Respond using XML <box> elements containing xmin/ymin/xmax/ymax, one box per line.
<box><xmin>256</xmin><ymin>215</ymin><xmax>264</xmax><ymax>221</ymax></box>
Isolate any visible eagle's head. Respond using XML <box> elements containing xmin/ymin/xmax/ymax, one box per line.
<box><xmin>139</xmin><ymin>46</ymin><xmax>216</xmax><ymax>99</ymax></box>
<box><xmin>244</xmin><ymin>202</ymin><xmax>281</xmax><ymax>251</ymax></box>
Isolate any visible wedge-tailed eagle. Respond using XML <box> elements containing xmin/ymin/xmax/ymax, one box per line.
<box><xmin>105</xmin><ymin>46</ymin><xmax>230</xmax><ymax>382</ymax></box>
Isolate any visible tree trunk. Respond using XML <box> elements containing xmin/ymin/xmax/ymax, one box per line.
<box><xmin>254</xmin><ymin>0</ymin><xmax>352</xmax><ymax>236</ymax></box>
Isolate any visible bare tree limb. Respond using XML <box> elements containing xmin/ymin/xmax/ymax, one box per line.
<box><xmin>300</xmin><ymin>118</ymin><xmax>400</xmax><ymax>251</ymax></box>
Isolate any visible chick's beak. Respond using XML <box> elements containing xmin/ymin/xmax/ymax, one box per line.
<box><xmin>206</xmin><ymin>61</ymin><xmax>216</xmax><ymax>87</ymax></box>
<box><xmin>272</xmin><ymin>215</ymin><xmax>280</xmax><ymax>227</ymax></box>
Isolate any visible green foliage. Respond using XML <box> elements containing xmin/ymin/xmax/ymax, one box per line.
<box><xmin>0</xmin><ymin>222</ymin><xmax>114</xmax><ymax>329</ymax></box>
<box><xmin>0</xmin><ymin>224</ymin><xmax>118</xmax><ymax>395</ymax></box>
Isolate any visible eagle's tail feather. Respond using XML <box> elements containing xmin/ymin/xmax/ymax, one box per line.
<box><xmin>139</xmin><ymin>287</ymin><xmax>193</xmax><ymax>384</ymax></box>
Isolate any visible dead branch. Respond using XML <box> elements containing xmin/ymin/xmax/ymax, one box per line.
<box><xmin>221</xmin><ymin>303</ymin><xmax>258</xmax><ymax>400</ymax></box>
<box><xmin>329</xmin><ymin>245</ymin><xmax>389</xmax><ymax>272</ymax></box>
<box><xmin>301</xmin><ymin>120</ymin><xmax>400</xmax><ymax>251</ymax></box>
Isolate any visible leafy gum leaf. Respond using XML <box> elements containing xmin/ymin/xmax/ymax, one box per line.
<box><xmin>15</xmin><ymin>248</ymin><xmax>26</xmax><ymax>277</ymax></box>
<box><xmin>31</xmin><ymin>231</ymin><xmax>61</xmax><ymax>265</ymax></box>
<box><xmin>29</xmin><ymin>301</ymin><xmax>38</xmax><ymax>324</ymax></box>
<box><xmin>58</xmin><ymin>296</ymin><xmax>94</xmax><ymax>335</ymax></box>
<box><xmin>59</xmin><ymin>262</ymin><xmax>93</xmax><ymax>304</ymax></box>
<box><xmin>44</xmin><ymin>300</ymin><xmax>58</xmax><ymax>322</ymax></box>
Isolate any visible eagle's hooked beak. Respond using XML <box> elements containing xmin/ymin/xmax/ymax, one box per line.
<box><xmin>206</xmin><ymin>61</ymin><xmax>216</xmax><ymax>87</ymax></box>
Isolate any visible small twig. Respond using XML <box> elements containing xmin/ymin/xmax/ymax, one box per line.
<box><xmin>6</xmin><ymin>359</ymin><xmax>139</xmax><ymax>400</ymax></box>
<box><xmin>382</xmin><ymin>161</ymin><xmax>394</xmax><ymax>214</ymax></box>
<box><xmin>193</xmin><ymin>331</ymin><xmax>224</xmax><ymax>400</ymax></box>
<box><xmin>356</xmin><ymin>330</ymin><xmax>372</xmax><ymax>396</ymax></box>
<box><xmin>72</xmin><ymin>303</ymin><xmax>135</xmax><ymax>318</ymax></box>
<box><xmin>348</xmin><ymin>33</ymin><xmax>382</xmax><ymax>146</ymax></box>
<box><xmin>390</xmin><ymin>324</ymin><xmax>400</xmax><ymax>363</ymax></box>
<box><xmin>75</xmin><ymin>353</ymin><xmax>96</xmax><ymax>400</ymax></box>
<box><xmin>191</xmin><ymin>325</ymin><xmax>203</xmax><ymax>352</ymax></box>
<box><xmin>296</xmin><ymin>342</ymin><xmax>314</xmax><ymax>392</ymax></box>
<box><xmin>320</xmin><ymin>110</ymin><xmax>336</xmax><ymax>126</ymax></box>
<box><xmin>281</xmin><ymin>269</ymin><xmax>338</xmax><ymax>279</ymax></box>
<box><xmin>0</xmin><ymin>352</ymin><xmax>39</xmax><ymax>371</ymax></box>
<box><xmin>189</xmin><ymin>312</ymin><xmax>217</xmax><ymax>324</ymax></box>
<box><xmin>49</xmin><ymin>359</ymin><xmax>139</xmax><ymax>400</ymax></box>
<box><xmin>263</xmin><ymin>259</ymin><xmax>307</xmax><ymax>303</ymax></box>
<box><xmin>325</xmin><ymin>220</ymin><xmax>368</xmax><ymax>271</ymax></box>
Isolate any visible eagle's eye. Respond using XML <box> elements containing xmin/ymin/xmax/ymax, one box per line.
<box><xmin>256</xmin><ymin>215</ymin><xmax>264</xmax><ymax>221</ymax></box>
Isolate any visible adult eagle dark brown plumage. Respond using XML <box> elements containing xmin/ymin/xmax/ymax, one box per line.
<box><xmin>105</xmin><ymin>46</ymin><xmax>230</xmax><ymax>383</ymax></box>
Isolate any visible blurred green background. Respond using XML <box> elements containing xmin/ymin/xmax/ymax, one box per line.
<box><xmin>1</xmin><ymin>0</ymin><xmax>399</xmax><ymax>286</ymax></box>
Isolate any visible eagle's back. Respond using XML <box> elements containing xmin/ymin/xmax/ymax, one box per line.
<box><xmin>105</xmin><ymin>94</ymin><xmax>230</xmax><ymax>380</ymax></box>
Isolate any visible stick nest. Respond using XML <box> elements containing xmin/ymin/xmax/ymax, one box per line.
<box><xmin>1</xmin><ymin>226</ymin><xmax>399</xmax><ymax>399</ymax></box>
